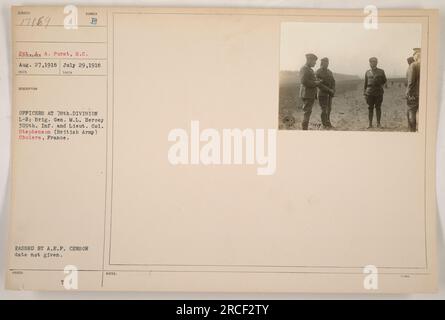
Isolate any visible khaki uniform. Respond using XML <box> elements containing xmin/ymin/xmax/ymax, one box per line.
<box><xmin>299</xmin><ymin>64</ymin><xmax>318</xmax><ymax>130</ymax></box>
<box><xmin>364</xmin><ymin>68</ymin><xmax>387</xmax><ymax>126</ymax></box>
<box><xmin>316</xmin><ymin>67</ymin><xmax>335</xmax><ymax>127</ymax></box>
<box><xmin>406</xmin><ymin>61</ymin><xmax>420</xmax><ymax>132</ymax></box>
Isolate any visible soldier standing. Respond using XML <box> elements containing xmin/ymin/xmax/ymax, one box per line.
<box><xmin>299</xmin><ymin>53</ymin><xmax>321</xmax><ymax>130</ymax></box>
<box><xmin>316</xmin><ymin>57</ymin><xmax>336</xmax><ymax>129</ymax></box>
<box><xmin>405</xmin><ymin>56</ymin><xmax>415</xmax><ymax>87</ymax></box>
<box><xmin>406</xmin><ymin>48</ymin><xmax>421</xmax><ymax>132</ymax></box>
<box><xmin>364</xmin><ymin>57</ymin><xmax>387</xmax><ymax>129</ymax></box>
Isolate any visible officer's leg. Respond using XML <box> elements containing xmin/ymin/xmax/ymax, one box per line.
<box><xmin>406</xmin><ymin>101</ymin><xmax>413</xmax><ymax>131</ymax></box>
<box><xmin>319</xmin><ymin>96</ymin><xmax>328</xmax><ymax>127</ymax></box>
<box><xmin>326</xmin><ymin>95</ymin><xmax>333</xmax><ymax>126</ymax></box>
<box><xmin>368</xmin><ymin>106</ymin><xmax>374</xmax><ymax>127</ymax></box>
<box><xmin>366</xmin><ymin>95</ymin><xmax>374</xmax><ymax>128</ymax></box>
<box><xmin>407</xmin><ymin>99</ymin><xmax>419</xmax><ymax>132</ymax></box>
<box><xmin>406</xmin><ymin>110</ymin><xmax>411</xmax><ymax>130</ymax></box>
<box><xmin>302</xmin><ymin>98</ymin><xmax>314</xmax><ymax>130</ymax></box>
<box><xmin>414</xmin><ymin>106</ymin><xmax>419</xmax><ymax>132</ymax></box>
<box><xmin>413</xmin><ymin>99</ymin><xmax>419</xmax><ymax>132</ymax></box>
<box><xmin>375</xmin><ymin>95</ymin><xmax>383</xmax><ymax>127</ymax></box>
<box><xmin>407</xmin><ymin>109</ymin><xmax>416</xmax><ymax>131</ymax></box>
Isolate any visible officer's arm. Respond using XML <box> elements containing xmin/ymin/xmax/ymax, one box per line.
<box><xmin>406</xmin><ymin>64</ymin><xmax>416</xmax><ymax>97</ymax></box>
<box><xmin>301</xmin><ymin>70</ymin><xmax>318</xmax><ymax>88</ymax></box>
<box><xmin>381</xmin><ymin>70</ymin><xmax>387</xmax><ymax>85</ymax></box>
<box><xmin>363</xmin><ymin>73</ymin><xmax>368</xmax><ymax>93</ymax></box>
<box><xmin>318</xmin><ymin>83</ymin><xmax>331</xmax><ymax>92</ymax></box>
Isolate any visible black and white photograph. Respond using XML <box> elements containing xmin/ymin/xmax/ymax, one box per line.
<box><xmin>279</xmin><ymin>22</ymin><xmax>422</xmax><ymax>131</ymax></box>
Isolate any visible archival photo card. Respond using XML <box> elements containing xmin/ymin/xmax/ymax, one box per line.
<box><xmin>6</xmin><ymin>7</ymin><xmax>439</xmax><ymax>293</ymax></box>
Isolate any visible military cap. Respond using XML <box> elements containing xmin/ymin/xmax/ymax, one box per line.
<box><xmin>413</xmin><ymin>48</ymin><xmax>421</xmax><ymax>53</ymax></box>
<box><xmin>369</xmin><ymin>57</ymin><xmax>378</xmax><ymax>62</ymax></box>
<box><xmin>305</xmin><ymin>53</ymin><xmax>318</xmax><ymax>60</ymax></box>
<box><xmin>321</xmin><ymin>57</ymin><xmax>329</xmax><ymax>62</ymax></box>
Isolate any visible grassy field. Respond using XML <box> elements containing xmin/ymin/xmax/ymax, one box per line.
<box><xmin>278</xmin><ymin>77</ymin><xmax>410</xmax><ymax>131</ymax></box>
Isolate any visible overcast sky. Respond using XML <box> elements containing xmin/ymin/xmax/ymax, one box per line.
<box><xmin>280</xmin><ymin>22</ymin><xmax>422</xmax><ymax>78</ymax></box>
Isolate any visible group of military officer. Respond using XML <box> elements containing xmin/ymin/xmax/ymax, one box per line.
<box><xmin>298</xmin><ymin>48</ymin><xmax>421</xmax><ymax>131</ymax></box>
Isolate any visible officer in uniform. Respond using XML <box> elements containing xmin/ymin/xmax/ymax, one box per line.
<box><xmin>316</xmin><ymin>57</ymin><xmax>336</xmax><ymax>129</ymax></box>
<box><xmin>406</xmin><ymin>48</ymin><xmax>421</xmax><ymax>132</ymax></box>
<box><xmin>405</xmin><ymin>56</ymin><xmax>415</xmax><ymax>87</ymax></box>
<box><xmin>364</xmin><ymin>57</ymin><xmax>387</xmax><ymax>129</ymax></box>
<box><xmin>299</xmin><ymin>53</ymin><xmax>321</xmax><ymax>130</ymax></box>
